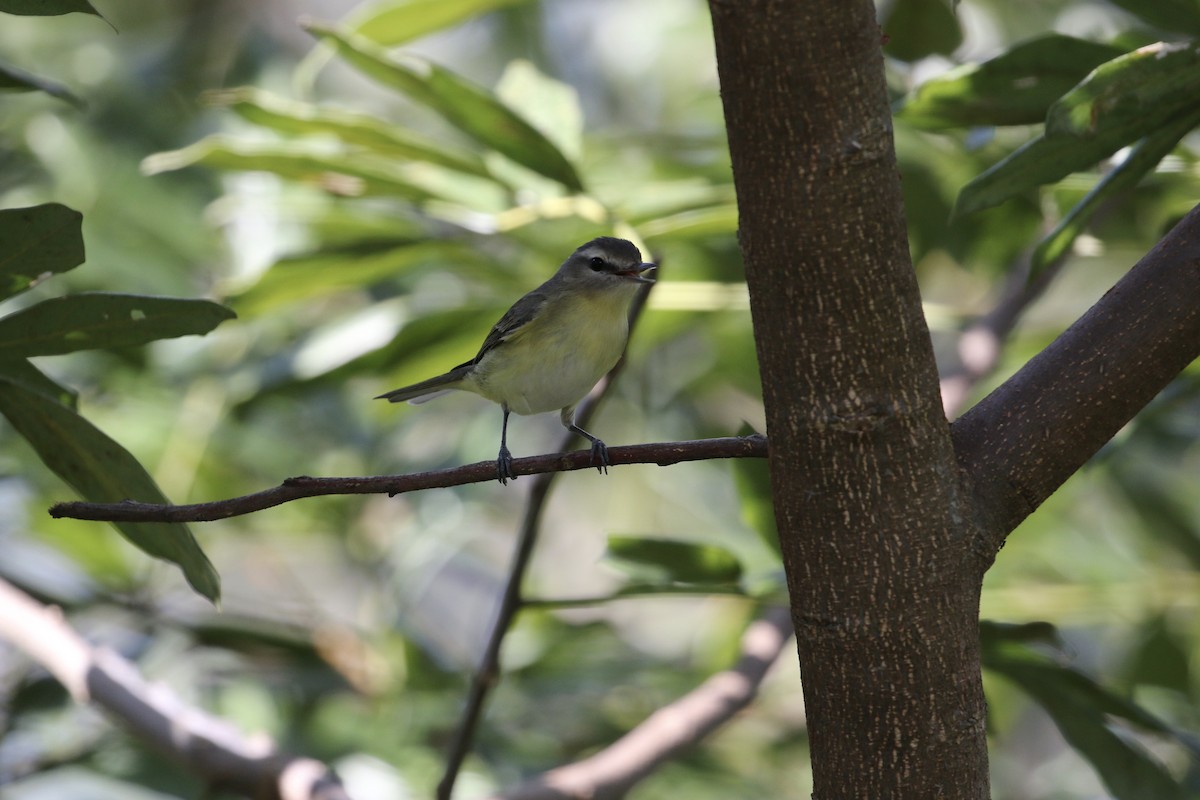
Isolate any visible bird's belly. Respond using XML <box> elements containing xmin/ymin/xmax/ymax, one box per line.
<box><xmin>472</xmin><ymin>319</ymin><xmax>627</xmax><ymax>415</ymax></box>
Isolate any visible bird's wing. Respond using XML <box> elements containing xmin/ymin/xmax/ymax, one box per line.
<box><xmin>472</xmin><ymin>289</ymin><xmax>549</xmax><ymax>363</ymax></box>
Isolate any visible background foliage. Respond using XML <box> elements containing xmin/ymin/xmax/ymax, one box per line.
<box><xmin>1</xmin><ymin>0</ymin><xmax>1199</xmax><ymax>797</ymax></box>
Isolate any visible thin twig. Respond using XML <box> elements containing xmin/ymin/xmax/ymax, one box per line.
<box><xmin>48</xmin><ymin>436</ymin><xmax>767</xmax><ymax>524</ymax></box>
<box><xmin>489</xmin><ymin>607</ymin><xmax>794</xmax><ymax>800</ymax></box>
<box><xmin>436</xmin><ymin>276</ymin><xmax>657</xmax><ymax>800</ymax></box>
<box><xmin>0</xmin><ymin>577</ymin><xmax>350</xmax><ymax>800</ymax></box>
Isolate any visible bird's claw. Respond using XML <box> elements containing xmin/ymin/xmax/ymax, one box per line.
<box><xmin>497</xmin><ymin>446</ymin><xmax>516</xmax><ymax>485</ymax></box>
<box><xmin>590</xmin><ymin>439</ymin><xmax>610</xmax><ymax>475</ymax></box>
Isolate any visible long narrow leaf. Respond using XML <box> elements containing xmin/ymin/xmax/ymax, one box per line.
<box><xmin>303</xmin><ymin>21</ymin><xmax>584</xmax><ymax>191</ymax></box>
<box><xmin>0</xmin><ymin>62</ymin><xmax>82</xmax><ymax>106</ymax></box>
<box><xmin>0</xmin><ymin>358</ymin><xmax>77</xmax><ymax>408</ymax></box>
<box><xmin>605</xmin><ymin>536</ymin><xmax>744</xmax><ymax>586</ymax></box>
<box><xmin>0</xmin><ymin>203</ymin><xmax>85</xmax><ymax>301</ymax></box>
<box><xmin>0</xmin><ymin>377</ymin><xmax>219</xmax><ymax>602</ymax></box>
<box><xmin>0</xmin><ymin>0</ymin><xmax>101</xmax><ymax>16</ymax></box>
<box><xmin>0</xmin><ymin>294</ymin><xmax>235</xmax><ymax>358</ymax></box>
<box><xmin>1106</xmin><ymin>0</ymin><xmax>1200</xmax><ymax>36</ymax></box>
<box><xmin>348</xmin><ymin>0</ymin><xmax>532</xmax><ymax>46</ymax></box>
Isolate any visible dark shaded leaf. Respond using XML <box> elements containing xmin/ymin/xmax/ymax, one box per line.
<box><xmin>0</xmin><ymin>294</ymin><xmax>234</xmax><ymax>358</ymax></box>
<box><xmin>349</xmin><ymin>0</ymin><xmax>533</xmax><ymax>46</ymax></box>
<box><xmin>303</xmin><ymin>22</ymin><xmax>584</xmax><ymax>191</ymax></box>
<box><xmin>0</xmin><ymin>358</ymin><xmax>77</xmax><ymax>408</ymax></box>
<box><xmin>1046</xmin><ymin>41</ymin><xmax>1200</xmax><ymax>138</ymax></box>
<box><xmin>0</xmin><ymin>377</ymin><xmax>219</xmax><ymax>602</ymax></box>
<box><xmin>881</xmin><ymin>0</ymin><xmax>962</xmax><ymax>62</ymax></box>
<box><xmin>1107</xmin><ymin>466</ymin><xmax>1200</xmax><ymax>569</ymax></box>
<box><xmin>0</xmin><ymin>0</ymin><xmax>101</xmax><ymax>16</ymax></box>
<box><xmin>895</xmin><ymin>35</ymin><xmax>1123</xmax><ymax>129</ymax></box>
<box><xmin>1106</xmin><ymin>0</ymin><xmax>1200</xmax><ymax>40</ymax></box>
<box><xmin>1125</xmin><ymin>616</ymin><xmax>1192</xmax><ymax>695</ymax></box>
<box><xmin>605</xmin><ymin>535</ymin><xmax>743</xmax><ymax>586</ymax></box>
<box><xmin>0</xmin><ymin>62</ymin><xmax>82</xmax><ymax>106</ymax></box>
<box><xmin>0</xmin><ymin>203</ymin><xmax>85</xmax><ymax>301</ymax></box>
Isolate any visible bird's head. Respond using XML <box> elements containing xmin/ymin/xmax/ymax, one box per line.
<box><xmin>558</xmin><ymin>237</ymin><xmax>656</xmax><ymax>288</ymax></box>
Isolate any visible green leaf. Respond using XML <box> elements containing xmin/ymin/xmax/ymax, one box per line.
<box><xmin>0</xmin><ymin>358</ymin><xmax>77</xmax><ymax>408</ymax></box>
<box><xmin>1106</xmin><ymin>0</ymin><xmax>1200</xmax><ymax>39</ymax></box>
<box><xmin>1046</xmin><ymin>41</ymin><xmax>1200</xmax><ymax>138</ymax></box>
<box><xmin>143</xmin><ymin>136</ymin><xmax>439</xmax><ymax>201</ymax></box>
<box><xmin>984</xmin><ymin>630</ymin><xmax>1189</xmax><ymax>800</ymax></box>
<box><xmin>0</xmin><ymin>294</ymin><xmax>235</xmax><ymax>358</ymax></box>
<box><xmin>1125</xmin><ymin>616</ymin><xmax>1192</xmax><ymax>695</ymax></box>
<box><xmin>0</xmin><ymin>377</ymin><xmax>219</xmax><ymax>602</ymax></box>
<box><xmin>881</xmin><ymin>0</ymin><xmax>962</xmax><ymax>62</ymax></box>
<box><xmin>1031</xmin><ymin>107</ymin><xmax>1200</xmax><ymax>279</ymax></box>
<box><xmin>0</xmin><ymin>203</ymin><xmax>85</xmax><ymax>301</ymax></box>
<box><xmin>205</xmin><ymin>88</ymin><xmax>494</xmax><ymax>180</ymax></box>
<box><xmin>0</xmin><ymin>0</ymin><xmax>101</xmax><ymax>16</ymax></box>
<box><xmin>638</xmin><ymin>204</ymin><xmax>739</xmax><ymax>241</ymax></box>
<box><xmin>0</xmin><ymin>62</ymin><xmax>82</xmax><ymax>106</ymax></box>
<box><xmin>348</xmin><ymin>0</ymin><xmax>532</xmax><ymax>46</ymax></box>
<box><xmin>303</xmin><ymin>22</ymin><xmax>584</xmax><ymax>191</ymax></box>
<box><xmin>895</xmin><ymin>35</ymin><xmax>1123</xmax><ymax>130</ymax></box>
<box><xmin>604</xmin><ymin>536</ymin><xmax>744</xmax><ymax>586</ymax></box>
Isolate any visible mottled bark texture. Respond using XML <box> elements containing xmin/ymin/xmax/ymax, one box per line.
<box><xmin>708</xmin><ymin>1</ymin><xmax>1200</xmax><ymax>798</ymax></box>
<box><xmin>709</xmin><ymin>1</ymin><xmax>990</xmax><ymax>797</ymax></box>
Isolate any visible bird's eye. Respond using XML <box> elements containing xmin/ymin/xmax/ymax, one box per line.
<box><xmin>589</xmin><ymin>256</ymin><xmax>605</xmax><ymax>271</ymax></box>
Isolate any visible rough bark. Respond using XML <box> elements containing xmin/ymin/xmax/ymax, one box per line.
<box><xmin>708</xmin><ymin>1</ymin><xmax>989</xmax><ymax>797</ymax></box>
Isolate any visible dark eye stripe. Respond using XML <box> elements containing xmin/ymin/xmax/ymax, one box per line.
<box><xmin>589</xmin><ymin>256</ymin><xmax>605</xmax><ymax>270</ymax></box>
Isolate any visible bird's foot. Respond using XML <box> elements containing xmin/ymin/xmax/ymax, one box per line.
<box><xmin>497</xmin><ymin>446</ymin><xmax>516</xmax><ymax>485</ymax></box>
<box><xmin>589</xmin><ymin>438</ymin><xmax>610</xmax><ymax>475</ymax></box>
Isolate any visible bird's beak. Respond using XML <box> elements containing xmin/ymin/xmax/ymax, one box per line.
<box><xmin>620</xmin><ymin>262</ymin><xmax>657</xmax><ymax>284</ymax></box>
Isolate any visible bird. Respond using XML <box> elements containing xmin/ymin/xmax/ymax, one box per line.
<box><xmin>376</xmin><ymin>237</ymin><xmax>656</xmax><ymax>484</ymax></box>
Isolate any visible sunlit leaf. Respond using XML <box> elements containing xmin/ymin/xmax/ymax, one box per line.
<box><xmin>983</xmin><ymin>627</ymin><xmax>1190</xmax><ymax>800</ymax></box>
<box><xmin>1031</xmin><ymin>108</ymin><xmax>1200</xmax><ymax>279</ymax></box>
<box><xmin>348</xmin><ymin>0</ymin><xmax>532</xmax><ymax>46</ymax></box>
<box><xmin>605</xmin><ymin>535</ymin><xmax>744</xmax><ymax>586</ymax></box>
<box><xmin>143</xmin><ymin>136</ymin><xmax>439</xmax><ymax>200</ymax></box>
<box><xmin>0</xmin><ymin>62</ymin><xmax>82</xmax><ymax>106</ymax></box>
<box><xmin>206</xmin><ymin>88</ymin><xmax>494</xmax><ymax>180</ymax></box>
<box><xmin>638</xmin><ymin>204</ymin><xmax>739</xmax><ymax>240</ymax></box>
<box><xmin>881</xmin><ymin>0</ymin><xmax>962</xmax><ymax>62</ymax></box>
<box><xmin>0</xmin><ymin>377</ymin><xmax>220</xmax><ymax>602</ymax></box>
<box><xmin>895</xmin><ymin>35</ymin><xmax>1123</xmax><ymax>129</ymax></box>
<box><xmin>0</xmin><ymin>0</ymin><xmax>101</xmax><ymax>16</ymax></box>
<box><xmin>1106</xmin><ymin>0</ymin><xmax>1200</xmax><ymax>36</ymax></box>
<box><xmin>0</xmin><ymin>203</ymin><xmax>85</xmax><ymax>301</ymax></box>
<box><xmin>1046</xmin><ymin>41</ymin><xmax>1200</xmax><ymax>138</ymax></box>
<box><xmin>0</xmin><ymin>294</ymin><xmax>235</xmax><ymax>358</ymax></box>
<box><xmin>303</xmin><ymin>22</ymin><xmax>584</xmax><ymax>191</ymax></box>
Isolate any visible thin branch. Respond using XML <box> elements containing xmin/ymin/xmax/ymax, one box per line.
<box><xmin>0</xmin><ymin>577</ymin><xmax>350</xmax><ymax>800</ymax></box>
<box><xmin>489</xmin><ymin>607</ymin><xmax>794</xmax><ymax>800</ymax></box>
<box><xmin>49</xmin><ymin>435</ymin><xmax>767</xmax><ymax>524</ymax></box>
<box><xmin>953</xmin><ymin>201</ymin><xmax>1200</xmax><ymax>546</ymax></box>
<box><xmin>437</xmin><ymin>277</ymin><xmax>657</xmax><ymax>800</ymax></box>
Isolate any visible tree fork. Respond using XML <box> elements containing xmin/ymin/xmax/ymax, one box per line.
<box><xmin>708</xmin><ymin>1</ymin><xmax>990</xmax><ymax>796</ymax></box>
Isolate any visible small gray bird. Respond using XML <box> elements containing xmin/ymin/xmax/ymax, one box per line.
<box><xmin>377</xmin><ymin>237</ymin><xmax>656</xmax><ymax>484</ymax></box>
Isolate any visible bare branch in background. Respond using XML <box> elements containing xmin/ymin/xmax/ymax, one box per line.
<box><xmin>0</xmin><ymin>577</ymin><xmax>351</xmax><ymax>800</ymax></box>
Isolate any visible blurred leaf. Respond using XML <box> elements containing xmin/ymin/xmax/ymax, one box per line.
<box><xmin>0</xmin><ymin>203</ymin><xmax>85</xmax><ymax>301</ymax></box>
<box><xmin>1046</xmin><ymin>42</ymin><xmax>1200</xmax><ymax>138</ymax></box>
<box><xmin>0</xmin><ymin>294</ymin><xmax>235</xmax><ymax>358</ymax></box>
<box><xmin>206</xmin><ymin>88</ymin><xmax>494</xmax><ymax>180</ymax></box>
<box><xmin>0</xmin><ymin>0</ymin><xmax>101</xmax><ymax>15</ymax></box>
<box><xmin>731</xmin><ymin>423</ymin><xmax>779</xmax><ymax>557</ymax></box>
<box><xmin>1108</xmin><ymin>466</ymin><xmax>1200</xmax><ymax>569</ymax></box>
<box><xmin>895</xmin><ymin>35</ymin><xmax>1123</xmax><ymax>129</ymax></box>
<box><xmin>1125</xmin><ymin>615</ymin><xmax>1192</xmax><ymax>695</ymax></box>
<box><xmin>979</xmin><ymin>619</ymin><xmax>1062</xmax><ymax>648</ymax></box>
<box><xmin>303</xmin><ymin>22</ymin><xmax>584</xmax><ymax>191</ymax></box>
<box><xmin>984</xmin><ymin>630</ymin><xmax>1190</xmax><ymax>800</ymax></box>
<box><xmin>0</xmin><ymin>377</ymin><xmax>219</xmax><ymax>602</ymax></box>
<box><xmin>231</xmin><ymin>240</ymin><xmax>481</xmax><ymax>315</ymax></box>
<box><xmin>143</xmin><ymin>136</ymin><xmax>440</xmax><ymax>200</ymax></box>
<box><xmin>0</xmin><ymin>358</ymin><xmax>77</xmax><ymax>408</ymax></box>
<box><xmin>639</xmin><ymin>204</ymin><xmax>739</xmax><ymax>241</ymax></box>
<box><xmin>495</xmin><ymin>60</ymin><xmax>582</xmax><ymax>162</ymax></box>
<box><xmin>605</xmin><ymin>535</ymin><xmax>744</xmax><ymax>586</ymax></box>
<box><xmin>347</xmin><ymin>0</ymin><xmax>532</xmax><ymax>46</ymax></box>
<box><xmin>0</xmin><ymin>62</ymin><xmax>82</xmax><ymax>105</ymax></box>
<box><xmin>1031</xmin><ymin>107</ymin><xmax>1200</xmax><ymax>278</ymax></box>
<box><xmin>881</xmin><ymin>0</ymin><xmax>962</xmax><ymax>62</ymax></box>
<box><xmin>1106</xmin><ymin>0</ymin><xmax>1200</xmax><ymax>36</ymax></box>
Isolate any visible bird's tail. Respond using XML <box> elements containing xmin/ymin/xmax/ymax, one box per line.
<box><xmin>375</xmin><ymin>364</ymin><xmax>472</xmax><ymax>404</ymax></box>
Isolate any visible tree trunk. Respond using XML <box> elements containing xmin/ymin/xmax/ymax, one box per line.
<box><xmin>707</xmin><ymin>1</ymin><xmax>991</xmax><ymax>796</ymax></box>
